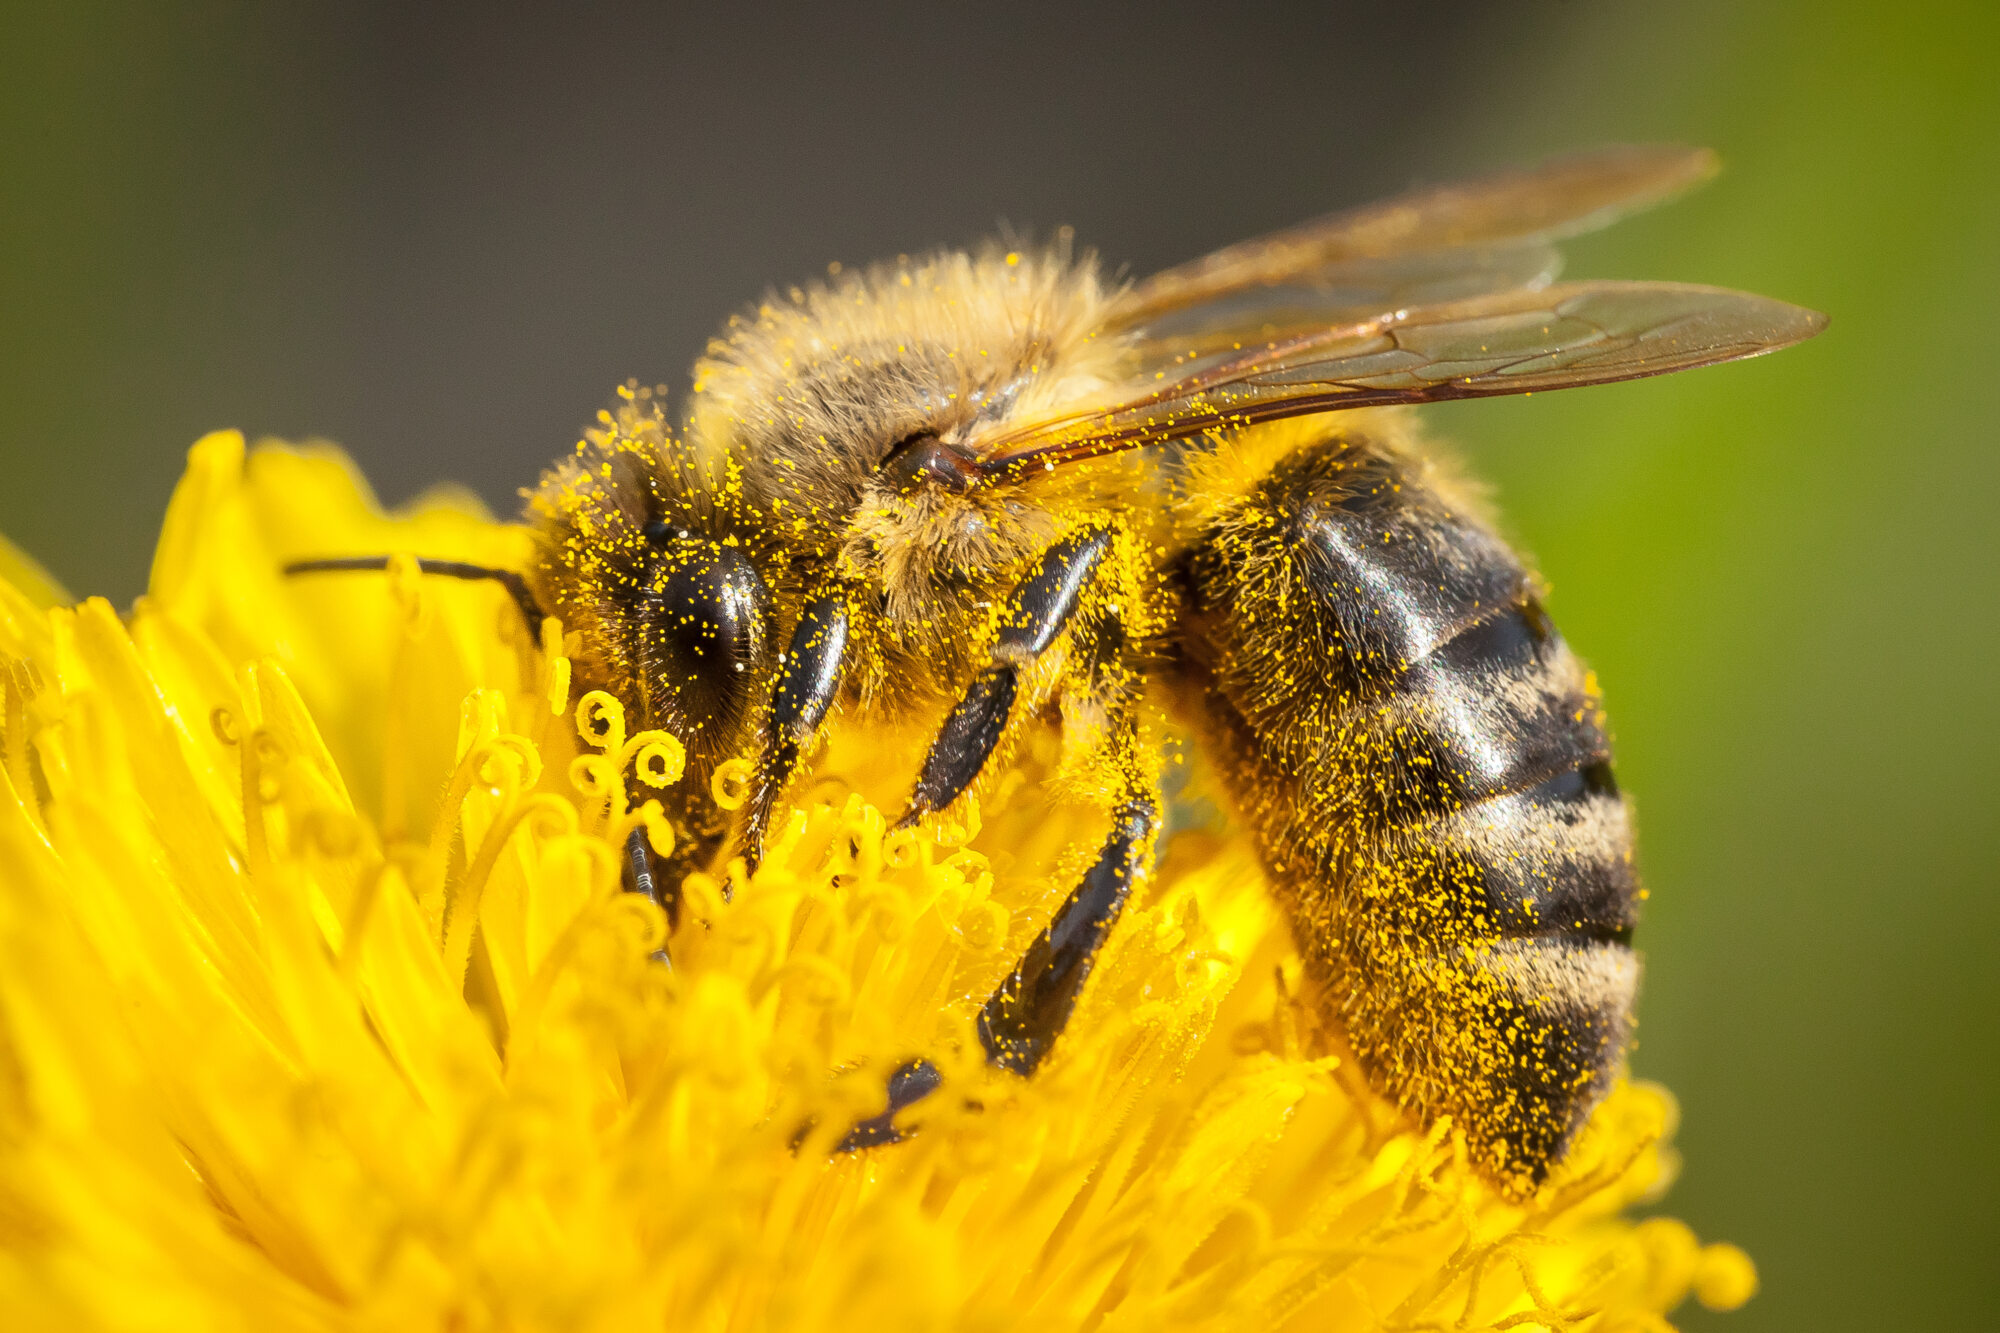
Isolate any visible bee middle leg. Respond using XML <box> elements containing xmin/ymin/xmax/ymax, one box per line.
<box><xmin>835</xmin><ymin>523</ymin><xmax>1161</xmax><ymax>1146</ymax></box>
<box><xmin>835</xmin><ymin>704</ymin><xmax>1157</xmax><ymax>1150</ymax></box>
<box><xmin>896</xmin><ymin>524</ymin><xmax>1116</xmax><ymax>827</ymax></box>
<box><xmin>975</xmin><ymin>785</ymin><xmax>1157</xmax><ymax>1076</ymax></box>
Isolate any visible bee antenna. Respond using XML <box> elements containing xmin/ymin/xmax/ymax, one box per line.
<box><xmin>283</xmin><ymin>556</ymin><xmax>543</xmax><ymax>633</ymax></box>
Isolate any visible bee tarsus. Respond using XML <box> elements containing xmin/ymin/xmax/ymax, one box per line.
<box><xmin>830</xmin><ymin>1057</ymin><xmax>945</xmax><ymax>1153</ymax></box>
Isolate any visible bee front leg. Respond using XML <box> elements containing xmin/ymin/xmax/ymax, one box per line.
<box><xmin>745</xmin><ymin>590</ymin><xmax>853</xmax><ymax>868</ymax></box>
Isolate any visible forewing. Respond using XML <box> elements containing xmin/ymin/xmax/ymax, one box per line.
<box><xmin>975</xmin><ymin>282</ymin><xmax>1827</xmax><ymax>478</ymax></box>
<box><xmin>1131</xmin><ymin>241</ymin><xmax>1564</xmax><ymax>355</ymax></box>
<box><xmin>1110</xmin><ymin>144</ymin><xmax>1719</xmax><ymax>331</ymax></box>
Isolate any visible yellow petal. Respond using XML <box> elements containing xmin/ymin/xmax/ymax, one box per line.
<box><xmin>0</xmin><ymin>439</ymin><xmax>1754</xmax><ymax>1330</ymax></box>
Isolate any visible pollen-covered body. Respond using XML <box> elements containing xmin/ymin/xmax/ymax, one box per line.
<box><xmin>526</xmin><ymin>256</ymin><xmax>1636</xmax><ymax>1191</ymax></box>
<box><xmin>1171</xmin><ymin>415</ymin><xmax>1639</xmax><ymax>1186</ymax></box>
<box><xmin>511</xmin><ymin>147</ymin><xmax>1823</xmax><ymax>1191</ymax></box>
<box><xmin>533</xmin><ymin>249</ymin><xmax>1141</xmax><ymax>752</ymax></box>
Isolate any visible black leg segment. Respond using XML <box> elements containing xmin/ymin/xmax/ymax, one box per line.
<box><xmin>978</xmin><ymin>798</ymin><xmax>1156</xmax><ymax>1075</ymax></box>
<box><xmin>747</xmin><ymin>592</ymin><xmax>851</xmax><ymax>864</ymax></box>
<box><xmin>895</xmin><ymin>668</ymin><xmax>1017</xmax><ymax>829</ymax></box>
<box><xmin>994</xmin><ymin>526</ymin><xmax>1112</xmax><ymax>664</ymax></box>
<box><xmin>896</xmin><ymin>526</ymin><xmax>1113</xmax><ymax>828</ymax></box>
<box><xmin>624</xmin><ymin>824</ymin><xmax>676</xmax><ymax>963</ymax></box>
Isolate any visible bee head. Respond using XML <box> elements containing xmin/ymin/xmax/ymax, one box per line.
<box><xmin>525</xmin><ymin>402</ymin><xmax>776</xmax><ymax>751</ymax></box>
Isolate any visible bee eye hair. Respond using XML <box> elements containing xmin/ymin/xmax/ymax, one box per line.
<box><xmin>644</xmin><ymin>519</ymin><xmax>694</xmax><ymax>546</ymax></box>
<box><xmin>876</xmin><ymin>431</ymin><xmax>975</xmax><ymax>495</ymax></box>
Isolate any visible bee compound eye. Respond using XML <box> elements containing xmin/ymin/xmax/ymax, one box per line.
<box><xmin>638</xmin><ymin>539</ymin><xmax>773</xmax><ymax>739</ymax></box>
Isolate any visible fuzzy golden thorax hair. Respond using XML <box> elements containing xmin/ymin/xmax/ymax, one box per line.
<box><xmin>682</xmin><ymin>245</ymin><xmax>1134</xmax><ymax>588</ymax></box>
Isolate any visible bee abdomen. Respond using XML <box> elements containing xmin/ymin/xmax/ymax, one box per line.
<box><xmin>1181</xmin><ymin>423</ymin><xmax>1642</xmax><ymax>1188</ymax></box>
<box><xmin>1436</xmin><ymin>761</ymin><xmax>1639</xmax><ymax>944</ymax></box>
<box><xmin>1347</xmin><ymin>597</ymin><xmax>1610</xmax><ymax>826</ymax></box>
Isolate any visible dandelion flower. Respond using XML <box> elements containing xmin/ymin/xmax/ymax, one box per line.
<box><xmin>0</xmin><ymin>430</ymin><xmax>1756</xmax><ymax>1330</ymax></box>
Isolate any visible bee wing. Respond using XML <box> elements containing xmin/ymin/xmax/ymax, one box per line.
<box><xmin>1108</xmin><ymin>144</ymin><xmax>1719</xmax><ymax>333</ymax></box>
<box><xmin>975</xmin><ymin>281</ymin><xmax>1827</xmax><ymax>478</ymax></box>
<box><xmin>1129</xmin><ymin>241</ymin><xmax>1566</xmax><ymax>356</ymax></box>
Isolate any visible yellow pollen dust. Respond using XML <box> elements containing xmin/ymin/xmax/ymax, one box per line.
<box><xmin>0</xmin><ymin>431</ymin><xmax>1756</xmax><ymax>1330</ymax></box>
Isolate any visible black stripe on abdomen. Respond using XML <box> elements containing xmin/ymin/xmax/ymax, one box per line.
<box><xmin>1362</xmin><ymin>598</ymin><xmax>1639</xmax><ymax>942</ymax></box>
<box><xmin>1330</xmin><ymin>599</ymin><xmax>1614</xmax><ymax>830</ymax></box>
<box><xmin>1442</xmin><ymin>773</ymin><xmax>1639</xmax><ymax>943</ymax></box>
<box><xmin>1289</xmin><ymin>468</ymin><xmax>1527</xmax><ymax>684</ymax></box>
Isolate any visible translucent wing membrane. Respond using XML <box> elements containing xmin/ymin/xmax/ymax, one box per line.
<box><xmin>975</xmin><ymin>282</ymin><xmax>1826</xmax><ymax>478</ymax></box>
<box><xmin>1109</xmin><ymin>144</ymin><xmax>1720</xmax><ymax>330</ymax></box>
<box><xmin>1130</xmin><ymin>241</ymin><xmax>1564</xmax><ymax>355</ymax></box>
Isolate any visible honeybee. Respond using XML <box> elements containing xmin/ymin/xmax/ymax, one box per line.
<box><xmin>292</xmin><ymin>145</ymin><xmax>1824</xmax><ymax>1191</ymax></box>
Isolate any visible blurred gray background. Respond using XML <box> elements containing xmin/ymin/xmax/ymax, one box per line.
<box><xmin>3</xmin><ymin>3</ymin><xmax>1995</xmax><ymax>1329</ymax></box>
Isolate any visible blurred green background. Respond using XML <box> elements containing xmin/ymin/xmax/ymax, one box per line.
<box><xmin>2</xmin><ymin>3</ymin><xmax>1993</xmax><ymax>1328</ymax></box>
